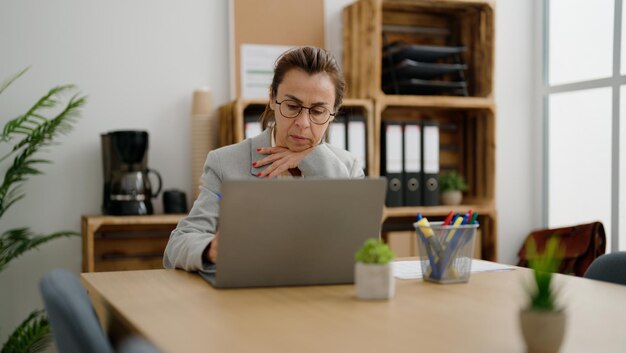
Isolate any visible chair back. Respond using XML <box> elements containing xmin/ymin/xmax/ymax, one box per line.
<box><xmin>584</xmin><ymin>252</ymin><xmax>626</xmax><ymax>285</ymax></box>
<box><xmin>517</xmin><ymin>222</ymin><xmax>606</xmax><ymax>276</ymax></box>
<box><xmin>39</xmin><ymin>269</ymin><xmax>115</xmax><ymax>353</ymax></box>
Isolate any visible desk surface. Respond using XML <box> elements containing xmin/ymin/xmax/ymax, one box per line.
<box><xmin>81</xmin><ymin>265</ymin><xmax>626</xmax><ymax>353</ymax></box>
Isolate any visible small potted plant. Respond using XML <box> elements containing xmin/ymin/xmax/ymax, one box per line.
<box><xmin>439</xmin><ymin>171</ymin><xmax>468</xmax><ymax>205</ymax></box>
<box><xmin>520</xmin><ymin>237</ymin><xmax>566</xmax><ymax>353</ymax></box>
<box><xmin>354</xmin><ymin>238</ymin><xmax>395</xmax><ymax>300</ymax></box>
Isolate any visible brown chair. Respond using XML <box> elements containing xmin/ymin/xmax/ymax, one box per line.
<box><xmin>517</xmin><ymin>222</ymin><xmax>606</xmax><ymax>276</ymax></box>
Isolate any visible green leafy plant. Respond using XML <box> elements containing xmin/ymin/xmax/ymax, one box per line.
<box><xmin>525</xmin><ymin>237</ymin><xmax>564</xmax><ymax>312</ymax></box>
<box><xmin>0</xmin><ymin>68</ymin><xmax>85</xmax><ymax>352</ymax></box>
<box><xmin>439</xmin><ymin>171</ymin><xmax>468</xmax><ymax>192</ymax></box>
<box><xmin>355</xmin><ymin>238</ymin><xmax>395</xmax><ymax>265</ymax></box>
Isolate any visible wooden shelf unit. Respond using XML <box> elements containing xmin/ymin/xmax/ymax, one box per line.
<box><xmin>344</xmin><ymin>0</ymin><xmax>497</xmax><ymax>260</ymax></box>
<box><xmin>81</xmin><ymin>214</ymin><xmax>184</xmax><ymax>272</ymax></box>
<box><xmin>343</xmin><ymin>0</ymin><xmax>494</xmax><ymax>99</ymax></box>
<box><xmin>218</xmin><ymin>98</ymin><xmax>377</xmax><ymax>176</ymax></box>
<box><xmin>373</xmin><ymin>96</ymin><xmax>496</xmax><ymax>203</ymax></box>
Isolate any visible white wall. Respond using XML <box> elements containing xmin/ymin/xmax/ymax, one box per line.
<box><xmin>0</xmin><ymin>0</ymin><xmax>229</xmax><ymax>343</ymax></box>
<box><xmin>0</xmin><ymin>0</ymin><xmax>539</xmax><ymax>345</ymax></box>
<box><xmin>494</xmin><ymin>0</ymin><xmax>543</xmax><ymax>266</ymax></box>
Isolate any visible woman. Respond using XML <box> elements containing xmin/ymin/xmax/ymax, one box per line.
<box><xmin>163</xmin><ymin>46</ymin><xmax>364</xmax><ymax>272</ymax></box>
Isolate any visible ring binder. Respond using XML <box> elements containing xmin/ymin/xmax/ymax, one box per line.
<box><xmin>382</xmin><ymin>121</ymin><xmax>403</xmax><ymax>207</ymax></box>
<box><xmin>422</xmin><ymin>121</ymin><xmax>440</xmax><ymax>206</ymax></box>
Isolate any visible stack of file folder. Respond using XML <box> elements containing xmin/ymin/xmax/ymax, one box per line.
<box><xmin>382</xmin><ymin>41</ymin><xmax>468</xmax><ymax>96</ymax></box>
<box><xmin>381</xmin><ymin>120</ymin><xmax>440</xmax><ymax>207</ymax></box>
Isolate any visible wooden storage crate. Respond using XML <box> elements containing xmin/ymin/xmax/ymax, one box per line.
<box><xmin>343</xmin><ymin>0</ymin><xmax>494</xmax><ymax>99</ymax></box>
<box><xmin>217</xmin><ymin>98</ymin><xmax>377</xmax><ymax>176</ymax></box>
<box><xmin>82</xmin><ymin>214</ymin><xmax>183</xmax><ymax>272</ymax></box>
<box><xmin>382</xmin><ymin>210</ymin><xmax>496</xmax><ymax>260</ymax></box>
<box><xmin>374</xmin><ymin>96</ymin><xmax>495</xmax><ymax>205</ymax></box>
<box><xmin>218</xmin><ymin>99</ymin><xmax>267</xmax><ymax>147</ymax></box>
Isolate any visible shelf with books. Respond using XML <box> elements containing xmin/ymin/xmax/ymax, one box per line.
<box><xmin>374</xmin><ymin>97</ymin><xmax>496</xmax><ymax>204</ymax></box>
<box><xmin>342</xmin><ymin>0</ymin><xmax>496</xmax><ymax>260</ymax></box>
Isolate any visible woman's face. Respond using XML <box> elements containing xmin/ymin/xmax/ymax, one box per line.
<box><xmin>269</xmin><ymin>69</ymin><xmax>336</xmax><ymax>152</ymax></box>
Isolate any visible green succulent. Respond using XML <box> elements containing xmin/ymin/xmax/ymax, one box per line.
<box><xmin>355</xmin><ymin>238</ymin><xmax>395</xmax><ymax>265</ymax></box>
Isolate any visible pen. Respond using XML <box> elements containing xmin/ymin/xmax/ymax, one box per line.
<box><xmin>416</xmin><ymin>213</ymin><xmax>423</xmax><ymax>221</ymax></box>
<box><xmin>470</xmin><ymin>212</ymin><xmax>479</xmax><ymax>225</ymax></box>
<box><xmin>445</xmin><ymin>216</ymin><xmax>464</xmax><ymax>242</ymax></box>
<box><xmin>461</xmin><ymin>213</ymin><xmax>470</xmax><ymax>225</ymax></box>
<box><xmin>442</xmin><ymin>211</ymin><xmax>454</xmax><ymax>225</ymax></box>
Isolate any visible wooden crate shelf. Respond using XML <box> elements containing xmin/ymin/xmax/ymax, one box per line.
<box><xmin>344</xmin><ymin>0</ymin><xmax>497</xmax><ymax>261</ymax></box>
<box><xmin>343</xmin><ymin>0</ymin><xmax>494</xmax><ymax>99</ymax></box>
<box><xmin>382</xmin><ymin>207</ymin><xmax>497</xmax><ymax>260</ymax></box>
<box><xmin>218</xmin><ymin>98</ymin><xmax>377</xmax><ymax>176</ymax></box>
<box><xmin>81</xmin><ymin>214</ymin><xmax>184</xmax><ymax>272</ymax></box>
<box><xmin>374</xmin><ymin>97</ymin><xmax>496</xmax><ymax>203</ymax></box>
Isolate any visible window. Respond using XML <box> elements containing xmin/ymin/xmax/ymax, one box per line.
<box><xmin>544</xmin><ymin>0</ymin><xmax>624</xmax><ymax>251</ymax></box>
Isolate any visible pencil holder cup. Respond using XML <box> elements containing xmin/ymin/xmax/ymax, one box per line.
<box><xmin>413</xmin><ymin>221</ymin><xmax>479</xmax><ymax>284</ymax></box>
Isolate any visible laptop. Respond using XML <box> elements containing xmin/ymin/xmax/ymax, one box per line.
<box><xmin>199</xmin><ymin>177</ymin><xmax>386</xmax><ymax>288</ymax></box>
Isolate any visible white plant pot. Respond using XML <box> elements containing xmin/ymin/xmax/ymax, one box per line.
<box><xmin>441</xmin><ymin>190</ymin><xmax>463</xmax><ymax>205</ymax></box>
<box><xmin>519</xmin><ymin>308</ymin><xmax>567</xmax><ymax>353</ymax></box>
<box><xmin>354</xmin><ymin>262</ymin><xmax>395</xmax><ymax>300</ymax></box>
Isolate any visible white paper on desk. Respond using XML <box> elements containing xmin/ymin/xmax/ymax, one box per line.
<box><xmin>241</xmin><ymin>44</ymin><xmax>291</xmax><ymax>99</ymax></box>
<box><xmin>392</xmin><ymin>259</ymin><xmax>514</xmax><ymax>280</ymax></box>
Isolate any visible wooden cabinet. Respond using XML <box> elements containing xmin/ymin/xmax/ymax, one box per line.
<box><xmin>81</xmin><ymin>214</ymin><xmax>183</xmax><ymax>272</ymax></box>
<box><xmin>343</xmin><ymin>0</ymin><xmax>497</xmax><ymax>260</ymax></box>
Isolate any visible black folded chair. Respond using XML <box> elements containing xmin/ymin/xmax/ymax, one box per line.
<box><xmin>584</xmin><ymin>252</ymin><xmax>626</xmax><ymax>285</ymax></box>
<box><xmin>39</xmin><ymin>269</ymin><xmax>159</xmax><ymax>353</ymax></box>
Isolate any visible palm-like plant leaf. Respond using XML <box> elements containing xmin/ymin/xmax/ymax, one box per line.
<box><xmin>0</xmin><ymin>309</ymin><xmax>51</xmax><ymax>353</ymax></box>
<box><xmin>0</xmin><ymin>228</ymin><xmax>78</xmax><ymax>273</ymax></box>
<box><xmin>0</xmin><ymin>69</ymin><xmax>84</xmax><ymax>353</ymax></box>
<box><xmin>0</xmin><ymin>67</ymin><xmax>29</xmax><ymax>96</ymax></box>
<box><xmin>0</xmin><ymin>79</ymin><xmax>85</xmax><ymax>218</ymax></box>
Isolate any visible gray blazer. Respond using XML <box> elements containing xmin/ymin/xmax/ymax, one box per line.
<box><xmin>163</xmin><ymin>129</ymin><xmax>365</xmax><ymax>271</ymax></box>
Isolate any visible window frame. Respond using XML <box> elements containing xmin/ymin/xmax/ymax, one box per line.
<box><xmin>541</xmin><ymin>0</ymin><xmax>623</xmax><ymax>251</ymax></box>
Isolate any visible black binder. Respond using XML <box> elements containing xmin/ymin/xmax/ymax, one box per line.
<box><xmin>403</xmin><ymin>121</ymin><xmax>422</xmax><ymax>206</ymax></box>
<box><xmin>422</xmin><ymin>121</ymin><xmax>440</xmax><ymax>206</ymax></box>
<box><xmin>381</xmin><ymin>121</ymin><xmax>403</xmax><ymax>207</ymax></box>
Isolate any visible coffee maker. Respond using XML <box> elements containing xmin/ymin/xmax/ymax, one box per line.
<box><xmin>101</xmin><ymin>130</ymin><xmax>162</xmax><ymax>215</ymax></box>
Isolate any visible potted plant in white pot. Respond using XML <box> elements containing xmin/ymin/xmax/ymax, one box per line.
<box><xmin>439</xmin><ymin>171</ymin><xmax>468</xmax><ymax>206</ymax></box>
<box><xmin>354</xmin><ymin>238</ymin><xmax>395</xmax><ymax>300</ymax></box>
<box><xmin>520</xmin><ymin>237</ymin><xmax>566</xmax><ymax>353</ymax></box>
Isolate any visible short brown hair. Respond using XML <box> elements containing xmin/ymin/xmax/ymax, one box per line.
<box><xmin>260</xmin><ymin>46</ymin><xmax>345</xmax><ymax>129</ymax></box>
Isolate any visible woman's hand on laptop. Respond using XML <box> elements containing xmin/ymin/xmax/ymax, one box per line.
<box><xmin>254</xmin><ymin>146</ymin><xmax>312</xmax><ymax>178</ymax></box>
<box><xmin>207</xmin><ymin>232</ymin><xmax>219</xmax><ymax>263</ymax></box>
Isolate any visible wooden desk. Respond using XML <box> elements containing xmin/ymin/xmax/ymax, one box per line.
<box><xmin>81</xmin><ymin>266</ymin><xmax>626</xmax><ymax>353</ymax></box>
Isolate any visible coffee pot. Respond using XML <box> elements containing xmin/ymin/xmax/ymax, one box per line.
<box><xmin>101</xmin><ymin>130</ymin><xmax>162</xmax><ymax>215</ymax></box>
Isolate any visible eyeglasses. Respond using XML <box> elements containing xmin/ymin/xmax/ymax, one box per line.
<box><xmin>275</xmin><ymin>99</ymin><xmax>335</xmax><ymax>125</ymax></box>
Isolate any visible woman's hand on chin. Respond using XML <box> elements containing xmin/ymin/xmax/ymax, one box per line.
<box><xmin>253</xmin><ymin>146</ymin><xmax>313</xmax><ymax>178</ymax></box>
